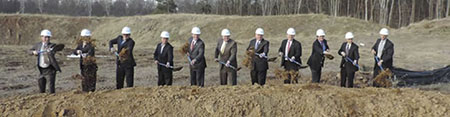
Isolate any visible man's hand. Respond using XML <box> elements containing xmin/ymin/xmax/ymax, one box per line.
<box><xmin>377</xmin><ymin>60</ymin><xmax>383</xmax><ymax>66</ymax></box>
<box><xmin>278</xmin><ymin>52</ymin><xmax>283</xmax><ymax>56</ymax></box>
<box><xmin>154</xmin><ymin>60</ymin><xmax>158</xmax><ymax>64</ymax></box>
<box><xmin>258</xmin><ymin>53</ymin><xmax>265</xmax><ymax>58</ymax></box>
<box><xmin>323</xmin><ymin>51</ymin><xmax>330</xmax><ymax>55</ymax></box>
<box><xmin>290</xmin><ymin>56</ymin><xmax>295</xmax><ymax>62</ymax></box>
<box><xmin>32</xmin><ymin>51</ymin><xmax>38</xmax><ymax>55</ymax></box>
<box><xmin>214</xmin><ymin>58</ymin><xmax>219</xmax><ymax>62</ymax></box>
<box><xmin>353</xmin><ymin>60</ymin><xmax>357</xmax><ymax>65</ymax></box>
<box><xmin>191</xmin><ymin>59</ymin><xmax>196</xmax><ymax>65</ymax></box>
<box><xmin>340</xmin><ymin>52</ymin><xmax>346</xmax><ymax>56</ymax></box>
<box><xmin>110</xmin><ymin>48</ymin><xmax>116</xmax><ymax>53</ymax></box>
<box><xmin>166</xmin><ymin>62</ymin><xmax>170</xmax><ymax>68</ymax></box>
<box><xmin>371</xmin><ymin>49</ymin><xmax>376</xmax><ymax>55</ymax></box>
<box><xmin>225</xmin><ymin>61</ymin><xmax>231</xmax><ymax>67</ymax></box>
<box><xmin>77</xmin><ymin>50</ymin><xmax>82</xmax><ymax>54</ymax></box>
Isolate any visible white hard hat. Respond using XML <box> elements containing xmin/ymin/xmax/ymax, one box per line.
<box><xmin>379</xmin><ymin>28</ymin><xmax>389</xmax><ymax>35</ymax></box>
<box><xmin>121</xmin><ymin>27</ymin><xmax>131</xmax><ymax>34</ymax></box>
<box><xmin>316</xmin><ymin>29</ymin><xmax>325</xmax><ymax>36</ymax></box>
<box><xmin>287</xmin><ymin>28</ymin><xmax>296</xmax><ymax>35</ymax></box>
<box><xmin>221</xmin><ymin>29</ymin><xmax>231</xmax><ymax>36</ymax></box>
<box><xmin>345</xmin><ymin>32</ymin><xmax>354</xmax><ymax>39</ymax></box>
<box><xmin>255</xmin><ymin>28</ymin><xmax>264</xmax><ymax>35</ymax></box>
<box><xmin>191</xmin><ymin>27</ymin><xmax>201</xmax><ymax>34</ymax></box>
<box><xmin>80</xmin><ymin>29</ymin><xmax>92</xmax><ymax>37</ymax></box>
<box><xmin>40</xmin><ymin>29</ymin><xmax>52</xmax><ymax>37</ymax></box>
<box><xmin>160</xmin><ymin>31</ymin><xmax>170</xmax><ymax>38</ymax></box>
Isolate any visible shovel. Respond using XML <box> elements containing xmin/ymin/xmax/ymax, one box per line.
<box><xmin>217</xmin><ymin>61</ymin><xmax>241</xmax><ymax>71</ymax></box>
<box><xmin>157</xmin><ymin>62</ymin><xmax>183</xmax><ymax>71</ymax></box>
<box><xmin>255</xmin><ymin>53</ymin><xmax>277</xmax><ymax>62</ymax></box>
<box><xmin>284</xmin><ymin>56</ymin><xmax>308</xmax><ymax>69</ymax></box>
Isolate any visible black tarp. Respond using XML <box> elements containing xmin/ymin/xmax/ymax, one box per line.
<box><xmin>392</xmin><ymin>66</ymin><xmax>450</xmax><ymax>86</ymax></box>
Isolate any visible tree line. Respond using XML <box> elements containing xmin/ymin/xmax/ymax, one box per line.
<box><xmin>1</xmin><ymin>0</ymin><xmax>449</xmax><ymax>28</ymax></box>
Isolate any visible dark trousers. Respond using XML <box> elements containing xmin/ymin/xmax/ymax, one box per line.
<box><xmin>38</xmin><ymin>67</ymin><xmax>56</xmax><ymax>93</ymax></box>
<box><xmin>116</xmin><ymin>65</ymin><xmax>134</xmax><ymax>89</ymax></box>
<box><xmin>283</xmin><ymin>62</ymin><xmax>299</xmax><ymax>84</ymax></box>
<box><xmin>190</xmin><ymin>68</ymin><xmax>205</xmax><ymax>87</ymax></box>
<box><xmin>373</xmin><ymin>65</ymin><xmax>383</xmax><ymax>78</ymax></box>
<box><xmin>220</xmin><ymin>68</ymin><xmax>237</xmax><ymax>85</ymax></box>
<box><xmin>251</xmin><ymin>70</ymin><xmax>267</xmax><ymax>85</ymax></box>
<box><xmin>340</xmin><ymin>68</ymin><xmax>355</xmax><ymax>88</ymax></box>
<box><xmin>158</xmin><ymin>67</ymin><xmax>173</xmax><ymax>86</ymax></box>
<box><xmin>310</xmin><ymin>67</ymin><xmax>322</xmax><ymax>83</ymax></box>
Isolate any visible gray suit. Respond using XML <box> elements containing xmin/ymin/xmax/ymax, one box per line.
<box><xmin>214</xmin><ymin>39</ymin><xmax>237</xmax><ymax>85</ymax></box>
<box><xmin>188</xmin><ymin>37</ymin><xmax>207</xmax><ymax>87</ymax></box>
<box><xmin>29</xmin><ymin>42</ymin><xmax>61</xmax><ymax>93</ymax></box>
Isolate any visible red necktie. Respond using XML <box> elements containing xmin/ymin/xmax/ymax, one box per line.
<box><xmin>287</xmin><ymin>41</ymin><xmax>291</xmax><ymax>54</ymax></box>
<box><xmin>190</xmin><ymin>41</ymin><xmax>195</xmax><ymax>51</ymax></box>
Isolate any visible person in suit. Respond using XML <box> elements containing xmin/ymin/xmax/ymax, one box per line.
<box><xmin>188</xmin><ymin>27</ymin><xmax>207</xmax><ymax>87</ymax></box>
<box><xmin>154</xmin><ymin>31</ymin><xmax>174</xmax><ymax>86</ymax></box>
<box><xmin>307</xmin><ymin>29</ymin><xmax>331</xmax><ymax>83</ymax></box>
<box><xmin>29</xmin><ymin>29</ymin><xmax>62</xmax><ymax>93</ymax></box>
<box><xmin>278</xmin><ymin>28</ymin><xmax>302</xmax><ymax>84</ymax></box>
<box><xmin>214</xmin><ymin>29</ymin><xmax>238</xmax><ymax>85</ymax></box>
<box><xmin>371</xmin><ymin>28</ymin><xmax>394</xmax><ymax>78</ymax></box>
<box><xmin>246</xmin><ymin>28</ymin><xmax>270</xmax><ymax>85</ymax></box>
<box><xmin>338</xmin><ymin>32</ymin><xmax>360</xmax><ymax>88</ymax></box>
<box><xmin>73</xmin><ymin>29</ymin><xmax>97</xmax><ymax>92</ymax></box>
<box><xmin>109</xmin><ymin>27</ymin><xmax>136</xmax><ymax>89</ymax></box>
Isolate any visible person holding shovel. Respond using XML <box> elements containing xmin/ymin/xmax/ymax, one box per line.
<box><xmin>29</xmin><ymin>29</ymin><xmax>62</xmax><ymax>93</ymax></box>
<box><xmin>371</xmin><ymin>28</ymin><xmax>394</xmax><ymax>79</ymax></box>
<box><xmin>187</xmin><ymin>27</ymin><xmax>207</xmax><ymax>87</ymax></box>
<box><xmin>307</xmin><ymin>29</ymin><xmax>331</xmax><ymax>83</ymax></box>
<box><xmin>338</xmin><ymin>32</ymin><xmax>360</xmax><ymax>88</ymax></box>
<box><xmin>246</xmin><ymin>28</ymin><xmax>270</xmax><ymax>85</ymax></box>
<box><xmin>154</xmin><ymin>31</ymin><xmax>174</xmax><ymax>86</ymax></box>
<box><xmin>73</xmin><ymin>29</ymin><xmax>97</xmax><ymax>92</ymax></box>
<box><xmin>278</xmin><ymin>28</ymin><xmax>302</xmax><ymax>84</ymax></box>
<box><xmin>109</xmin><ymin>27</ymin><xmax>136</xmax><ymax>89</ymax></box>
<box><xmin>214</xmin><ymin>29</ymin><xmax>238</xmax><ymax>85</ymax></box>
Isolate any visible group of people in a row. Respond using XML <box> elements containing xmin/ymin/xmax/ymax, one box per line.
<box><xmin>29</xmin><ymin>26</ymin><xmax>394</xmax><ymax>93</ymax></box>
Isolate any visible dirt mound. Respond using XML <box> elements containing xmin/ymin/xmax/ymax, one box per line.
<box><xmin>1</xmin><ymin>85</ymin><xmax>449</xmax><ymax>116</ymax></box>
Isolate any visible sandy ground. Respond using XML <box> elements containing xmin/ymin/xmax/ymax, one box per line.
<box><xmin>1</xmin><ymin>14</ymin><xmax>450</xmax><ymax>116</ymax></box>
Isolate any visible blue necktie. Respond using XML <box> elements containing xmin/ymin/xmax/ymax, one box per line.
<box><xmin>255</xmin><ymin>41</ymin><xmax>259</xmax><ymax>49</ymax></box>
<box><xmin>320</xmin><ymin>41</ymin><xmax>326</xmax><ymax>51</ymax></box>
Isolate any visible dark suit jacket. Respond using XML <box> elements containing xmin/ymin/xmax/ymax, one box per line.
<box><xmin>371</xmin><ymin>38</ymin><xmax>394</xmax><ymax>69</ymax></box>
<box><xmin>338</xmin><ymin>42</ymin><xmax>360</xmax><ymax>72</ymax></box>
<box><xmin>29</xmin><ymin>42</ymin><xmax>61</xmax><ymax>72</ymax></box>
<box><xmin>109</xmin><ymin>35</ymin><xmax>136</xmax><ymax>68</ymax></box>
<box><xmin>188</xmin><ymin>37</ymin><xmax>207</xmax><ymax>69</ymax></box>
<box><xmin>247</xmin><ymin>38</ymin><xmax>269</xmax><ymax>71</ymax></box>
<box><xmin>73</xmin><ymin>43</ymin><xmax>95</xmax><ymax>69</ymax></box>
<box><xmin>214</xmin><ymin>39</ymin><xmax>238</xmax><ymax>70</ymax></box>
<box><xmin>307</xmin><ymin>39</ymin><xmax>329</xmax><ymax>70</ymax></box>
<box><xmin>278</xmin><ymin>39</ymin><xmax>302</xmax><ymax>70</ymax></box>
<box><xmin>154</xmin><ymin>43</ymin><xmax>174</xmax><ymax>70</ymax></box>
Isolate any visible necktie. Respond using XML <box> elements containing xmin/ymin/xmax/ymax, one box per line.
<box><xmin>255</xmin><ymin>41</ymin><xmax>260</xmax><ymax>49</ymax></box>
<box><xmin>220</xmin><ymin>41</ymin><xmax>227</xmax><ymax>54</ymax></box>
<box><xmin>190</xmin><ymin>40</ymin><xmax>196</xmax><ymax>51</ymax></box>
<box><xmin>286</xmin><ymin>40</ymin><xmax>291</xmax><ymax>56</ymax></box>
<box><xmin>345</xmin><ymin>43</ymin><xmax>350</xmax><ymax>55</ymax></box>
<box><xmin>377</xmin><ymin>40</ymin><xmax>385</xmax><ymax>58</ymax></box>
<box><xmin>120</xmin><ymin>40</ymin><xmax>126</xmax><ymax>46</ymax></box>
<box><xmin>321</xmin><ymin>41</ymin><xmax>326</xmax><ymax>52</ymax></box>
<box><xmin>160</xmin><ymin>44</ymin><xmax>165</xmax><ymax>54</ymax></box>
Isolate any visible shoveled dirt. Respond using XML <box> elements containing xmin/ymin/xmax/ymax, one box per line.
<box><xmin>1</xmin><ymin>84</ymin><xmax>449</xmax><ymax>116</ymax></box>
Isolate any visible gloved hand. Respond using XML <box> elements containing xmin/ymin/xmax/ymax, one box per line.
<box><xmin>290</xmin><ymin>56</ymin><xmax>295</xmax><ymax>62</ymax></box>
<box><xmin>166</xmin><ymin>62</ymin><xmax>170</xmax><ymax>68</ymax></box>
<box><xmin>225</xmin><ymin>61</ymin><xmax>231</xmax><ymax>67</ymax></box>
<box><xmin>259</xmin><ymin>53</ymin><xmax>266</xmax><ymax>58</ymax></box>
<box><xmin>340</xmin><ymin>52</ymin><xmax>346</xmax><ymax>56</ymax></box>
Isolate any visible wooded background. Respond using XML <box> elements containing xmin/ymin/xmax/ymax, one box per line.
<box><xmin>1</xmin><ymin>0</ymin><xmax>449</xmax><ymax>28</ymax></box>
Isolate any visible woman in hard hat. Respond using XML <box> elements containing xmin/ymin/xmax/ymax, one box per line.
<box><xmin>278</xmin><ymin>28</ymin><xmax>302</xmax><ymax>84</ymax></box>
<box><xmin>29</xmin><ymin>29</ymin><xmax>62</xmax><ymax>93</ymax></box>
<box><xmin>371</xmin><ymin>28</ymin><xmax>394</xmax><ymax>79</ymax></box>
<box><xmin>338</xmin><ymin>32</ymin><xmax>360</xmax><ymax>88</ymax></box>
<box><xmin>154</xmin><ymin>31</ymin><xmax>174</xmax><ymax>86</ymax></box>
<box><xmin>247</xmin><ymin>28</ymin><xmax>270</xmax><ymax>85</ymax></box>
<box><xmin>109</xmin><ymin>27</ymin><xmax>136</xmax><ymax>89</ymax></box>
<box><xmin>73</xmin><ymin>29</ymin><xmax>97</xmax><ymax>92</ymax></box>
<box><xmin>307</xmin><ymin>29</ymin><xmax>330</xmax><ymax>83</ymax></box>
<box><xmin>214</xmin><ymin>29</ymin><xmax>238</xmax><ymax>85</ymax></box>
<box><xmin>187</xmin><ymin>27</ymin><xmax>207</xmax><ymax>87</ymax></box>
